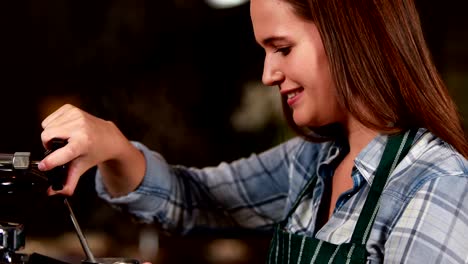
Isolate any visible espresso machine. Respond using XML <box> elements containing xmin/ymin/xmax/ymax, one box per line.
<box><xmin>0</xmin><ymin>140</ymin><xmax>139</xmax><ymax>264</ymax></box>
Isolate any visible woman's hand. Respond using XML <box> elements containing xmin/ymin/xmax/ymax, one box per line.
<box><xmin>39</xmin><ymin>104</ymin><xmax>146</xmax><ymax>197</ymax></box>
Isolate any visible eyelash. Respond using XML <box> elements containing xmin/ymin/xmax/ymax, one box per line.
<box><xmin>274</xmin><ymin>47</ymin><xmax>291</xmax><ymax>56</ymax></box>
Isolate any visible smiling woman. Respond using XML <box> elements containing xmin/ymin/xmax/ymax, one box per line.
<box><xmin>251</xmin><ymin>0</ymin><xmax>340</xmax><ymax>129</ymax></box>
<box><xmin>32</xmin><ymin>0</ymin><xmax>468</xmax><ymax>263</ymax></box>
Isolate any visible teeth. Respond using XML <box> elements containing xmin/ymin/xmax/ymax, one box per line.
<box><xmin>287</xmin><ymin>92</ymin><xmax>298</xmax><ymax>99</ymax></box>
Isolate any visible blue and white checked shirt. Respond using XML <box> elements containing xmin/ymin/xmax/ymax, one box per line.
<box><xmin>96</xmin><ymin>128</ymin><xmax>468</xmax><ymax>263</ymax></box>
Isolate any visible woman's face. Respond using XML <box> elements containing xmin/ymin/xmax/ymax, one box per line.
<box><xmin>251</xmin><ymin>0</ymin><xmax>346</xmax><ymax>127</ymax></box>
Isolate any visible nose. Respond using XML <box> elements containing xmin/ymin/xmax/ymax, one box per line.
<box><xmin>262</xmin><ymin>56</ymin><xmax>284</xmax><ymax>86</ymax></box>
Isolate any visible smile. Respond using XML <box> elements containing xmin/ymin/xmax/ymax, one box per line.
<box><xmin>287</xmin><ymin>91</ymin><xmax>300</xmax><ymax>99</ymax></box>
<box><xmin>284</xmin><ymin>88</ymin><xmax>304</xmax><ymax>106</ymax></box>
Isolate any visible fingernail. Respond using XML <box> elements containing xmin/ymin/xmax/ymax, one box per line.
<box><xmin>38</xmin><ymin>162</ymin><xmax>45</xmax><ymax>170</ymax></box>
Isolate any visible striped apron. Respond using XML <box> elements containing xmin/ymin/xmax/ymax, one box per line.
<box><xmin>267</xmin><ymin>130</ymin><xmax>417</xmax><ymax>264</ymax></box>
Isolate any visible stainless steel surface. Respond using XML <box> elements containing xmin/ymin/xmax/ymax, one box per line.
<box><xmin>12</xmin><ymin>153</ymin><xmax>31</xmax><ymax>170</ymax></box>
<box><xmin>82</xmin><ymin>257</ymin><xmax>140</xmax><ymax>264</ymax></box>
<box><xmin>0</xmin><ymin>152</ymin><xmax>33</xmax><ymax>170</ymax></box>
<box><xmin>64</xmin><ymin>199</ymin><xmax>97</xmax><ymax>263</ymax></box>
<box><xmin>0</xmin><ymin>222</ymin><xmax>25</xmax><ymax>251</ymax></box>
<box><xmin>0</xmin><ymin>221</ymin><xmax>28</xmax><ymax>264</ymax></box>
<box><xmin>0</xmin><ymin>154</ymin><xmax>14</xmax><ymax>169</ymax></box>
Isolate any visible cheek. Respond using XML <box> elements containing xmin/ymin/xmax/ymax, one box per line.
<box><xmin>287</xmin><ymin>47</ymin><xmax>333</xmax><ymax>94</ymax></box>
<box><xmin>303</xmin><ymin>70</ymin><xmax>338</xmax><ymax>112</ymax></box>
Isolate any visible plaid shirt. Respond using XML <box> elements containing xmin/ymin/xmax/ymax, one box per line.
<box><xmin>97</xmin><ymin>128</ymin><xmax>468</xmax><ymax>263</ymax></box>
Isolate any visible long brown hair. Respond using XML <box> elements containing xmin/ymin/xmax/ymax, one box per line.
<box><xmin>281</xmin><ymin>0</ymin><xmax>468</xmax><ymax>158</ymax></box>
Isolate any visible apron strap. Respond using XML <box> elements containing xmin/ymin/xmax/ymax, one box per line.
<box><xmin>281</xmin><ymin>176</ymin><xmax>318</xmax><ymax>225</ymax></box>
<box><xmin>350</xmin><ymin>129</ymin><xmax>417</xmax><ymax>244</ymax></box>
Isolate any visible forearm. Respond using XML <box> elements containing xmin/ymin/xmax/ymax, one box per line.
<box><xmin>95</xmin><ymin>140</ymin><xmax>298</xmax><ymax>234</ymax></box>
<box><xmin>98</xmin><ymin>139</ymin><xmax>146</xmax><ymax>197</ymax></box>
<box><xmin>95</xmin><ymin>145</ymin><xmax>241</xmax><ymax>233</ymax></box>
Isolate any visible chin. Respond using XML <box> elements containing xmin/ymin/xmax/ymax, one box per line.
<box><xmin>292</xmin><ymin>113</ymin><xmax>317</xmax><ymax>127</ymax></box>
<box><xmin>292</xmin><ymin>111</ymin><xmax>333</xmax><ymax>128</ymax></box>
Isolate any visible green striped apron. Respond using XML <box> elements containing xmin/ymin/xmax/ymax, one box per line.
<box><xmin>267</xmin><ymin>130</ymin><xmax>417</xmax><ymax>264</ymax></box>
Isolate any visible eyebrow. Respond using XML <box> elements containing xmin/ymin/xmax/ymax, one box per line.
<box><xmin>260</xmin><ymin>36</ymin><xmax>288</xmax><ymax>46</ymax></box>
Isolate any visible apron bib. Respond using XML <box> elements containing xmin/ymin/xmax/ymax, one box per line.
<box><xmin>267</xmin><ymin>130</ymin><xmax>417</xmax><ymax>264</ymax></box>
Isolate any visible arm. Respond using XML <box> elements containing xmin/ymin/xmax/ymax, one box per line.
<box><xmin>384</xmin><ymin>174</ymin><xmax>468</xmax><ymax>264</ymax></box>
<box><xmin>96</xmin><ymin>137</ymin><xmax>307</xmax><ymax>234</ymax></box>
<box><xmin>39</xmin><ymin>104</ymin><xmax>313</xmax><ymax>234</ymax></box>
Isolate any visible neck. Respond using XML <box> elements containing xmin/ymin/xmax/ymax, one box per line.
<box><xmin>344</xmin><ymin>117</ymin><xmax>378</xmax><ymax>159</ymax></box>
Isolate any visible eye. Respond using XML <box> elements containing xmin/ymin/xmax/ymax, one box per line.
<box><xmin>274</xmin><ymin>47</ymin><xmax>291</xmax><ymax>56</ymax></box>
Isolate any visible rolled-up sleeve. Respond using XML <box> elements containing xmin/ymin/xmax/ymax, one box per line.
<box><xmin>96</xmin><ymin>138</ymin><xmax>307</xmax><ymax>234</ymax></box>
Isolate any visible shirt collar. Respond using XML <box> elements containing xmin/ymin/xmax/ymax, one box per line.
<box><xmin>316</xmin><ymin>139</ymin><xmax>348</xmax><ymax>179</ymax></box>
<box><xmin>316</xmin><ymin>128</ymin><xmax>427</xmax><ymax>186</ymax></box>
<box><xmin>355</xmin><ymin>128</ymin><xmax>429</xmax><ymax>185</ymax></box>
<box><xmin>353</xmin><ymin>133</ymin><xmax>388</xmax><ymax>185</ymax></box>
<box><xmin>316</xmin><ymin>133</ymin><xmax>389</xmax><ymax>185</ymax></box>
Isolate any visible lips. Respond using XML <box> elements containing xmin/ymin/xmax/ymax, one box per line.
<box><xmin>281</xmin><ymin>87</ymin><xmax>304</xmax><ymax>106</ymax></box>
<box><xmin>287</xmin><ymin>91</ymin><xmax>300</xmax><ymax>99</ymax></box>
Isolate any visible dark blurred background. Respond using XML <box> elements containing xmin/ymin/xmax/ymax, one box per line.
<box><xmin>0</xmin><ymin>0</ymin><xmax>466</xmax><ymax>263</ymax></box>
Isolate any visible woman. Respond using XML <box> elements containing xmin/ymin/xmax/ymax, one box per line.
<box><xmin>39</xmin><ymin>0</ymin><xmax>468</xmax><ymax>263</ymax></box>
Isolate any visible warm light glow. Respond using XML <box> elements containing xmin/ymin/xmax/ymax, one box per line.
<box><xmin>204</xmin><ymin>239</ymin><xmax>250</xmax><ymax>263</ymax></box>
<box><xmin>205</xmin><ymin>0</ymin><xmax>249</xmax><ymax>9</ymax></box>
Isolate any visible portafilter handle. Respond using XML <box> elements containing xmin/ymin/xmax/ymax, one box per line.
<box><xmin>43</xmin><ymin>138</ymin><xmax>68</xmax><ymax>191</ymax></box>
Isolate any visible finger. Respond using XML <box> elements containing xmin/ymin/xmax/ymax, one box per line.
<box><xmin>38</xmin><ymin>141</ymin><xmax>80</xmax><ymax>171</ymax></box>
<box><xmin>61</xmin><ymin>158</ymin><xmax>90</xmax><ymax>195</ymax></box>
<box><xmin>42</xmin><ymin>105</ymin><xmax>86</xmax><ymax>132</ymax></box>
<box><xmin>40</xmin><ymin>123</ymin><xmax>75</xmax><ymax>149</ymax></box>
<box><xmin>46</xmin><ymin>156</ymin><xmax>95</xmax><ymax>196</ymax></box>
<box><xmin>41</xmin><ymin>108</ymin><xmax>93</xmax><ymax>150</ymax></box>
<box><xmin>47</xmin><ymin>186</ymin><xmax>68</xmax><ymax>196</ymax></box>
<box><xmin>41</xmin><ymin>104</ymin><xmax>75</xmax><ymax>128</ymax></box>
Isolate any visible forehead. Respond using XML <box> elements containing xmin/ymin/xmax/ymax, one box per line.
<box><xmin>251</xmin><ymin>0</ymin><xmax>316</xmax><ymax>47</ymax></box>
<box><xmin>250</xmin><ymin>0</ymin><xmax>297</xmax><ymax>42</ymax></box>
